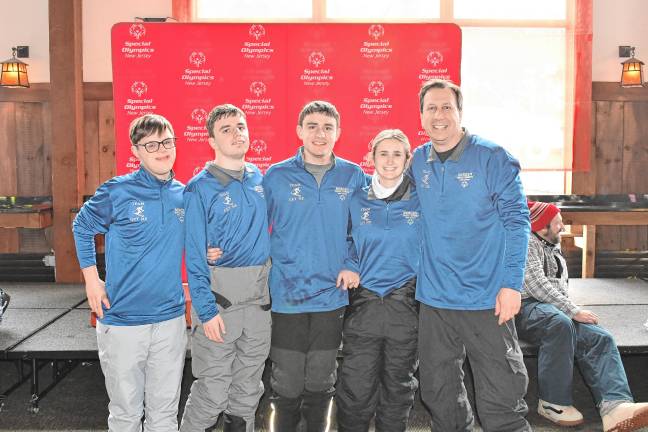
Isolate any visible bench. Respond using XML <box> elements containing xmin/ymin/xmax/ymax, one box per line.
<box><xmin>0</xmin><ymin>196</ymin><xmax>53</xmax><ymax>229</ymax></box>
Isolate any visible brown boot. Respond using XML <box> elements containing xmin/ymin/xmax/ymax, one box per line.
<box><xmin>602</xmin><ymin>402</ymin><xmax>648</xmax><ymax>432</ymax></box>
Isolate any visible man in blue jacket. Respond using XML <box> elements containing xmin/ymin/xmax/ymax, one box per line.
<box><xmin>409</xmin><ymin>80</ymin><xmax>531</xmax><ymax>432</ymax></box>
<box><xmin>180</xmin><ymin>104</ymin><xmax>271</xmax><ymax>432</ymax></box>
<box><xmin>263</xmin><ymin>101</ymin><xmax>366</xmax><ymax>431</ymax></box>
<box><xmin>73</xmin><ymin>114</ymin><xmax>187</xmax><ymax>432</ymax></box>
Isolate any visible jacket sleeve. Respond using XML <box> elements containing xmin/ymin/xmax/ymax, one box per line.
<box><xmin>184</xmin><ymin>183</ymin><xmax>219</xmax><ymax>323</ymax></box>
<box><xmin>343</xmin><ymin>212</ymin><xmax>360</xmax><ymax>273</ymax></box>
<box><xmin>487</xmin><ymin>147</ymin><xmax>531</xmax><ymax>291</ymax></box>
<box><xmin>72</xmin><ymin>183</ymin><xmax>113</xmax><ymax>269</ymax></box>
<box><xmin>524</xmin><ymin>241</ymin><xmax>581</xmax><ymax>317</ymax></box>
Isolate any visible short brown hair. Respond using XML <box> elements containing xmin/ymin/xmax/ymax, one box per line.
<box><xmin>298</xmin><ymin>100</ymin><xmax>340</xmax><ymax>127</ymax></box>
<box><xmin>418</xmin><ymin>79</ymin><xmax>463</xmax><ymax>113</ymax></box>
<box><xmin>129</xmin><ymin>114</ymin><xmax>174</xmax><ymax>145</ymax></box>
<box><xmin>206</xmin><ymin>104</ymin><xmax>246</xmax><ymax>138</ymax></box>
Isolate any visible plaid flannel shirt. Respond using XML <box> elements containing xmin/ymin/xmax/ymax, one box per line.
<box><xmin>521</xmin><ymin>233</ymin><xmax>581</xmax><ymax>317</ymax></box>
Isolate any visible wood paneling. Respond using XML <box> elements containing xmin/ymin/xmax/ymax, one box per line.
<box><xmin>574</xmin><ymin>83</ymin><xmax>648</xmax><ymax>253</ymax></box>
<box><xmin>593</xmin><ymin>101</ymin><xmax>624</xmax><ymax>250</ymax></box>
<box><xmin>621</xmin><ymin>102</ymin><xmax>648</xmax><ymax>250</ymax></box>
<box><xmin>98</xmin><ymin>101</ymin><xmax>116</xmax><ymax>185</ymax></box>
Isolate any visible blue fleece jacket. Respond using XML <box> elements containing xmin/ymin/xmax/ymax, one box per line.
<box><xmin>409</xmin><ymin>131</ymin><xmax>530</xmax><ymax>310</ymax></box>
<box><xmin>72</xmin><ymin>168</ymin><xmax>186</xmax><ymax>326</ymax></box>
<box><xmin>263</xmin><ymin>149</ymin><xmax>367</xmax><ymax>313</ymax></box>
<box><xmin>345</xmin><ymin>180</ymin><xmax>422</xmax><ymax>297</ymax></box>
<box><xmin>184</xmin><ymin>163</ymin><xmax>270</xmax><ymax>323</ymax></box>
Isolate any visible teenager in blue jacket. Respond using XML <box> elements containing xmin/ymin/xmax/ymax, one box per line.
<box><xmin>180</xmin><ymin>105</ymin><xmax>271</xmax><ymax>432</ymax></box>
<box><xmin>336</xmin><ymin>129</ymin><xmax>422</xmax><ymax>432</ymax></box>
<box><xmin>263</xmin><ymin>101</ymin><xmax>366</xmax><ymax>431</ymax></box>
<box><xmin>73</xmin><ymin>114</ymin><xmax>187</xmax><ymax>431</ymax></box>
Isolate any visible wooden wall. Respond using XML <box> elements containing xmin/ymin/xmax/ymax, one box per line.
<box><xmin>573</xmin><ymin>82</ymin><xmax>648</xmax><ymax>251</ymax></box>
<box><xmin>1</xmin><ymin>81</ymin><xmax>647</xmax><ymax>254</ymax></box>
<box><xmin>0</xmin><ymin>83</ymin><xmax>114</xmax><ymax>253</ymax></box>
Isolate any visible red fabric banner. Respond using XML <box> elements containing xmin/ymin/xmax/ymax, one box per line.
<box><xmin>112</xmin><ymin>23</ymin><xmax>462</xmax><ymax>181</ymax></box>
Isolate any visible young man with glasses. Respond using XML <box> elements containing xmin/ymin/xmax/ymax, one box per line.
<box><xmin>73</xmin><ymin>114</ymin><xmax>187</xmax><ymax>431</ymax></box>
<box><xmin>180</xmin><ymin>104</ymin><xmax>271</xmax><ymax>432</ymax></box>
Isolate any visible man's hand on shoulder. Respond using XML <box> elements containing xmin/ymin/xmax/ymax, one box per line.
<box><xmin>573</xmin><ymin>309</ymin><xmax>599</xmax><ymax>324</ymax></box>
<box><xmin>495</xmin><ymin>287</ymin><xmax>521</xmax><ymax>325</ymax></box>
<box><xmin>203</xmin><ymin>314</ymin><xmax>226</xmax><ymax>343</ymax></box>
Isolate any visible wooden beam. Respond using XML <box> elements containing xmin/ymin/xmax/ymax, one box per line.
<box><xmin>172</xmin><ymin>0</ymin><xmax>193</xmax><ymax>22</ymax></box>
<box><xmin>561</xmin><ymin>211</ymin><xmax>648</xmax><ymax>226</ymax></box>
<box><xmin>593</xmin><ymin>81</ymin><xmax>648</xmax><ymax>102</ymax></box>
<box><xmin>49</xmin><ymin>0</ymin><xmax>84</xmax><ymax>282</ymax></box>
<box><xmin>582</xmin><ymin>225</ymin><xmax>596</xmax><ymax>278</ymax></box>
<box><xmin>0</xmin><ymin>210</ymin><xmax>53</xmax><ymax>229</ymax></box>
<box><xmin>0</xmin><ymin>83</ymin><xmax>50</xmax><ymax>102</ymax></box>
<box><xmin>83</xmin><ymin>82</ymin><xmax>113</xmax><ymax>101</ymax></box>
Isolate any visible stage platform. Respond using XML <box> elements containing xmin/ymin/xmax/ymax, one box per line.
<box><xmin>1</xmin><ymin>279</ymin><xmax>647</xmax><ymax>416</ymax></box>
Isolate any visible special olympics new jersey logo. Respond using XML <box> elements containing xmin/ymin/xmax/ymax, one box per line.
<box><xmin>308</xmin><ymin>51</ymin><xmax>326</xmax><ymax>67</ymax></box>
<box><xmin>368</xmin><ymin>25</ymin><xmax>384</xmax><ymax>40</ymax></box>
<box><xmin>189</xmin><ymin>51</ymin><xmax>206</xmax><ymax>67</ymax></box>
<box><xmin>129</xmin><ymin>24</ymin><xmax>146</xmax><ymax>40</ymax></box>
<box><xmin>427</xmin><ymin>51</ymin><xmax>444</xmax><ymax>66</ymax></box>
<box><xmin>368</xmin><ymin>81</ymin><xmax>384</xmax><ymax>96</ymax></box>
<box><xmin>249</xmin><ymin>81</ymin><xmax>267</xmax><ymax>97</ymax></box>
<box><xmin>191</xmin><ymin>108</ymin><xmax>207</xmax><ymax>124</ymax></box>
<box><xmin>130</xmin><ymin>81</ymin><xmax>148</xmax><ymax>97</ymax></box>
<box><xmin>249</xmin><ymin>24</ymin><xmax>266</xmax><ymax>40</ymax></box>
<box><xmin>251</xmin><ymin>139</ymin><xmax>267</xmax><ymax>155</ymax></box>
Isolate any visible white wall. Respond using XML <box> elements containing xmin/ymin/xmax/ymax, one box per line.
<box><xmin>0</xmin><ymin>1</ymin><xmax>645</xmax><ymax>83</ymax></box>
<box><xmin>592</xmin><ymin>0</ymin><xmax>648</xmax><ymax>82</ymax></box>
<box><xmin>0</xmin><ymin>0</ymin><xmax>171</xmax><ymax>83</ymax></box>
<box><xmin>83</xmin><ymin>0</ymin><xmax>172</xmax><ymax>81</ymax></box>
<box><xmin>0</xmin><ymin>0</ymin><xmax>50</xmax><ymax>83</ymax></box>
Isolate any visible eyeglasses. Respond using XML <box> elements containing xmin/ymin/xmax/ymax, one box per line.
<box><xmin>133</xmin><ymin>137</ymin><xmax>177</xmax><ymax>153</ymax></box>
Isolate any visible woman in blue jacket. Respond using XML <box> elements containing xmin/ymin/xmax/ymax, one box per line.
<box><xmin>336</xmin><ymin>129</ymin><xmax>422</xmax><ymax>432</ymax></box>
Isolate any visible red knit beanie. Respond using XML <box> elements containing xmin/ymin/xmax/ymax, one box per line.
<box><xmin>527</xmin><ymin>200</ymin><xmax>560</xmax><ymax>232</ymax></box>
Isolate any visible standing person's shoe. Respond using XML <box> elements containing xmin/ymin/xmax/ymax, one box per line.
<box><xmin>538</xmin><ymin>399</ymin><xmax>584</xmax><ymax>426</ymax></box>
<box><xmin>223</xmin><ymin>413</ymin><xmax>247</xmax><ymax>432</ymax></box>
<box><xmin>602</xmin><ymin>402</ymin><xmax>648</xmax><ymax>432</ymax></box>
<box><xmin>0</xmin><ymin>289</ymin><xmax>9</xmax><ymax>320</ymax></box>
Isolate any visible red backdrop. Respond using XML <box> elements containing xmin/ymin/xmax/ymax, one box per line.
<box><xmin>112</xmin><ymin>23</ymin><xmax>462</xmax><ymax>181</ymax></box>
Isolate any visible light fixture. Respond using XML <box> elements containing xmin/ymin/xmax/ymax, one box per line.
<box><xmin>0</xmin><ymin>46</ymin><xmax>30</xmax><ymax>88</ymax></box>
<box><xmin>619</xmin><ymin>46</ymin><xmax>644</xmax><ymax>88</ymax></box>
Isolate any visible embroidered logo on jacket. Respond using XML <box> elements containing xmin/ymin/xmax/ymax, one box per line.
<box><xmin>129</xmin><ymin>201</ymin><xmax>147</xmax><ymax>222</ymax></box>
<box><xmin>335</xmin><ymin>187</ymin><xmax>352</xmax><ymax>201</ymax></box>
<box><xmin>289</xmin><ymin>183</ymin><xmax>304</xmax><ymax>201</ymax></box>
<box><xmin>219</xmin><ymin>192</ymin><xmax>238</xmax><ymax>213</ymax></box>
<box><xmin>402</xmin><ymin>210</ymin><xmax>420</xmax><ymax>225</ymax></box>
<box><xmin>361</xmin><ymin>207</ymin><xmax>372</xmax><ymax>224</ymax></box>
<box><xmin>174</xmin><ymin>208</ymin><xmax>185</xmax><ymax>223</ymax></box>
<box><xmin>253</xmin><ymin>185</ymin><xmax>265</xmax><ymax>198</ymax></box>
<box><xmin>421</xmin><ymin>170</ymin><xmax>432</xmax><ymax>189</ymax></box>
<box><xmin>456</xmin><ymin>172</ymin><xmax>474</xmax><ymax>188</ymax></box>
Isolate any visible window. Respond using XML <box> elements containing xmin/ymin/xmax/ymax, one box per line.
<box><xmin>194</xmin><ymin>0</ymin><xmax>581</xmax><ymax>194</ymax></box>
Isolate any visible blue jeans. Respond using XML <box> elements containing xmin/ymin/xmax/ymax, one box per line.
<box><xmin>516</xmin><ymin>300</ymin><xmax>633</xmax><ymax>406</ymax></box>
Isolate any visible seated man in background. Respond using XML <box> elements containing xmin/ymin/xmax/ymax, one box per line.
<box><xmin>518</xmin><ymin>201</ymin><xmax>648</xmax><ymax>432</ymax></box>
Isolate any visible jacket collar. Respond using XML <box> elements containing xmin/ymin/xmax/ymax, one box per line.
<box><xmin>426</xmin><ymin>128</ymin><xmax>470</xmax><ymax>162</ymax></box>
<box><xmin>367</xmin><ymin>176</ymin><xmax>412</xmax><ymax>202</ymax></box>
<box><xmin>294</xmin><ymin>146</ymin><xmax>337</xmax><ymax>169</ymax></box>
<box><xmin>136</xmin><ymin>167</ymin><xmax>175</xmax><ymax>186</ymax></box>
<box><xmin>205</xmin><ymin>162</ymin><xmax>250</xmax><ymax>187</ymax></box>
